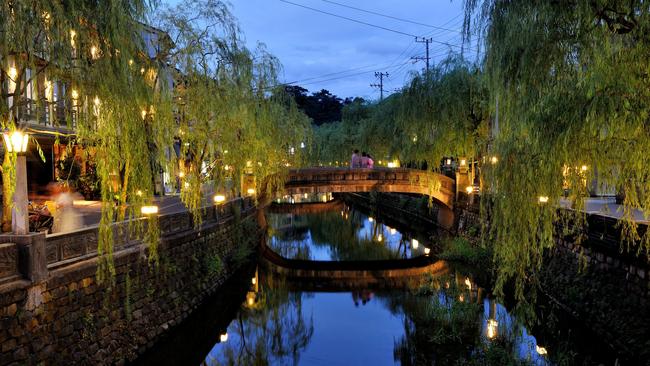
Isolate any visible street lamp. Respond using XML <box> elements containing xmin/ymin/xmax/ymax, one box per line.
<box><xmin>3</xmin><ymin>130</ymin><xmax>30</xmax><ymax>234</ymax></box>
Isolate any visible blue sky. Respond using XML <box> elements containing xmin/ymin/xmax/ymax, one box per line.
<box><xmin>164</xmin><ymin>0</ymin><xmax>473</xmax><ymax>100</ymax></box>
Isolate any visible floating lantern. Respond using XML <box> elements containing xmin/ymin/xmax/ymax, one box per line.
<box><xmin>538</xmin><ymin>196</ymin><xmax>549</xmax><ymax>203</ymax></box>
<box><xmin>412</xmin><ymin>239</ymin><xmax>419</xmax><ymax>249</ymax></box>
<box><xmin>219</xmin><ymin>333</ymin><xmax>228</xmax><ymax>342</ymax></box>
<box><xmin>214</xmin><ymin>194</ymin><xmax>226</xmax><ymax>204</ymax></box>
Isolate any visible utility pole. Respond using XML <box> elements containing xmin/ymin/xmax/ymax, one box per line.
<box><xmin>370</xmin><ymin>71</ymin><xmax>388</xmax><ymax>101</ymax></box>
<box><xmin>411</xmin><ymin>37</ymin><xmax>432</xmax><ymax>73</ymax></box>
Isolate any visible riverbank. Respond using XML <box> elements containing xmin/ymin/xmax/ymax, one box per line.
<box><xmin>339</xmin><ymin>192</ymin><xmax>650</xmax><ymax>363</ymax></box>
<box><xmin>0</xmin><ymin>198</ymin><xmax>261</xmax><ymax>365</ymax></box>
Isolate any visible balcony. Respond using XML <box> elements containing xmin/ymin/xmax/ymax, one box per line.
<box><xmin>15</xmin><ymin>98</ymin><xmax>77</xmax><ymax>131</ymax></box>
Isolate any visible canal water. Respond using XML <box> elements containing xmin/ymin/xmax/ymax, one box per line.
<box><xmin>135</xmin><ymin>199</ymin><xmax>621</xmax><ymax>366</ymax></box>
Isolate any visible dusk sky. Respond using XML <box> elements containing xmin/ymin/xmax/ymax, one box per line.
<box><xmin>164</xmin><ymin>1</ymin><xmax>477</xmax><ymax>100</ymax></box>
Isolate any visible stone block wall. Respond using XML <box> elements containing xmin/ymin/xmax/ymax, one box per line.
<box><xmin>0</xmin><ymin>199</ymin><xmax>261</xmax><ymax>365</ymax></box>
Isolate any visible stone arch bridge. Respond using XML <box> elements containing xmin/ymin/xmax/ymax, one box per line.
<box><xmin>264</xmin><ymin>168</ymin><xmax>456</xmax><ymax>228</ymax></box>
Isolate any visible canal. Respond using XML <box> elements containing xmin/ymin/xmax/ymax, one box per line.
<box><xmin>134</xmin><ymin>198</ymin><xmax>620</xmax><ymax>366</ymax></box>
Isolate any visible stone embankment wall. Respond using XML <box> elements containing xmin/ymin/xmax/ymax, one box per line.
<box><xmin>353</xmin><ymin>192</ymin><xmax>649</xmax><ymax>360</ymax></box>
<box><xmin>0</xmin><ymin>198</ymin><xmax>260</xmax><ymax>365</ymax></box>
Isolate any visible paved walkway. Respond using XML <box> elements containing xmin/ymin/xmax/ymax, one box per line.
<box><xmin>561</xmin><ymin>197</ymin><xmax>648</xmax><ymax>223</ymax></box>
<box><xmin>68</xmin><ymin>195</ymin><xmax>192</xmax><ymax>229</ymax></box>
<box><xmin>60</xmin><ymin>195</ymin><xmax>647</xmax><ymax>235</ymax></box>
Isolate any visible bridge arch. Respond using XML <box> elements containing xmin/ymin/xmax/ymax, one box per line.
<box><xmin>263</xmin><ymin>168</ymin><xmax>456</xmax><ymax>229</ymax></box>
<box><xmin>280</xmin><ymin>168</ymin><xmax>455</xmax><ymax>209</ymax></box>
<box><xmin>261</xmin><ymin>246</ymin><xmax>450</xmax><ymax>289</ymax></box>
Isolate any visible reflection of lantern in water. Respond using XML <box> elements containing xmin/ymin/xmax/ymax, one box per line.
<box><xmin>486</xmin><ymin>319</ymin><xmax>498</xmax><ymax>339</ymax></box>
<box><xmin>536</xmin><ymin>345</ymin><xmax>548</xmax><ymax>355</ymax></box>
<box><xmin>246</xmin><ymin>291</ymin><xmax>256</xmax><ymax>306</ymax></box>
<box><xmin>464</xmin><ymin>278</ymin><xmax>472</xmax><ymax>290</ymax></box>
<box><xmin>220</xmin><ymin>333</ymin><xmax>228</xmax><ymax>342</ymax></box>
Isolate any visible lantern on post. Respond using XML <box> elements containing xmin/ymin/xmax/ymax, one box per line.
<box><xmin>3</xmin><ymin>130</ymin><xmax>30</xmax><ymax>234</ymax></box>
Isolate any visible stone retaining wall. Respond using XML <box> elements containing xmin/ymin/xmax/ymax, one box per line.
<box><xmin>0</xmin><ymin>198</ymin><xmax>261</xmax><ymax>365</ymax></box>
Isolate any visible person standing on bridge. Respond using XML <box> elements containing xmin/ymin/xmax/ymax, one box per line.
<box><xmin>360</xmin><ymin>152</ymin><xmax>369</xmax><ymax>168</ymax></box>
<box><xmin>351</xmin><ymin>149</ymin><xmax>361</xmax><ymax>168</ymax></box>
<box><xmin>367</xmin><ymin>153</ymin><xmax>374</xmax><ymax>168</ymax></box>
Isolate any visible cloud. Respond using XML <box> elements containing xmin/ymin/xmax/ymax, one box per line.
<box><xmin>168</xmin><ymin>0</ymin><xmax>468</xmax><ymax>99</ymax></box>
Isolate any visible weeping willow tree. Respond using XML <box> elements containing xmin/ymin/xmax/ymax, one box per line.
<box><xmin>310</xmin><ymin>57</ymin><xmax>488</xmax><ymax>168</ymax></box>
<box><xmin>463</xmin><ymin>0</ymin><xmax>650</xmax><ymax>299</ymax></box>
<box><xmin>0</xmin><ymin>1</ymin><xmax>175</xmax><ymax>281</ymax></box>
<box><xmin>155</xmin><ymin>0</ymin><xmax>311</xmax><ymax>223</ymax></box>
<box><xmin>396</xmin><ymin>56</ymin><xmax>489</xmax><ymax>167</ymax></box>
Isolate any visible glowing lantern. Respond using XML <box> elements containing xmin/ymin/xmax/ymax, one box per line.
<box><xmin>247</xmin><ymin>188</ymin><xmax>256</xmax><ymax>195</ymax></box>
<box><xmin>141</xmin><ymin>205</ymin><xmax>159</xmax><ymax>215</ymax></box>
<box><xmin>466</xmin><ymin>186</ymin><xmax>473</xmax><ymax>194</ymax></box>
<box><xmin>536</xmin><ymin>345</ymin><xmax>548</xmax><ymax>355</ymax></box>
<box><xmin>490</xmin><ymin>156</ymin><xmax>498</xmax><ymax>164</ymax></box>
<box><xmin>538</xmin><ymin>196</ymin><xmax>549</xmax><ymax>203</ymax></box>
<box><xmin>424</xmin><ymin>247</ymin><xmax>431</xmax><ymax>255</ymax></box>
<box><xmin>377</xmin><ymin>234</ymin><xmax>383</xmax><ymax>242</ymax></box>
<box><xmin>411</xmin><ymin>239</ymin><xmax>419</xmax><ymax>249</ymax></box>
<box><xmin>368</xmin><ymin>217</ymin><xmax>374</xmax><ymax>222</ymax></box>
<box><xmin>219</xmin><ymin>333</ymin><xmax>228</xmax><ymax>342</ymax></box>
<box><xmin>214</xmin><ymin>194</ymin><xmax>226</xmax><ymax>204</ymax></box>
<box><xmin>2</xmin><ymin>131</ymin><xmax>29</xmax><ymax>153</ymax></box>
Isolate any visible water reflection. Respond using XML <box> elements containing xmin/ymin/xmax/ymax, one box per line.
<box><xmin>135</xmin><ymin>200</ymin><xmax>621</xmax><ymax>366</ymax></box>
<box><xmin>268</xmin><ymin>201</ymin><xmax>434</xmax><ymax>261</ymax></box>
<box><xmin>203</xmin><ymin>267</ymin><xmax>555</xmax><ymax>366</ymax></box>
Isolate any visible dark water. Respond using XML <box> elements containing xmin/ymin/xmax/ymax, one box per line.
<box><xmin>135</xmin><ymin>199</ymin><xmax>621</xmax><ymax>366</ymax></box>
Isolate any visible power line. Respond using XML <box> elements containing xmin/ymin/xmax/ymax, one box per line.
<box><xmin>321</xmin><ymin>0</ymin><xmax>460</xmax><ymax>34</ymax></box>
<box><xmin>289</xmin><ymin>61</ymin><xmax>411</xmax><ymax>87</ymax></box>
<box><xmin>279</xmin><ymin>0</ymin><xmax>418</xmax><ymax>38</ymax></box>
<box><xmin>280</xmin><ymin>1</ymin><xmax>475</xmax><ymax>51</ymax></box>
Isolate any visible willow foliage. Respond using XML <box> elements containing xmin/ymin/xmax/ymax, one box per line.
<box><xmin>397</xmin><ymin>56</ymin><xmax>489</xmax><ymax>166</ymax></box>
<box><xmin>311</xmin><ymin>57</ymin><xmax>488</xmax><ymax>169</ymax></box>
<box><xmin>2</xmin><ymin>0</ymin><xmax>311</xmax><ymax>283</ymax></box>
<box><xmin>464</xmin><ymin>0</ymin><xmax>650</xmax><ymax>299</ymax></box>
<box><xmin>1</xmin><ymin>0</ymin><xmax>172</xmax><ymax>281</ymax></box>
<box><xmin>156</xmin><ymin>0</ymin><xmax>311</xmax><ymax>222</ymax></box>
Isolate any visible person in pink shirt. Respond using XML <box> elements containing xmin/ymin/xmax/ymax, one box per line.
<box><xmin>360</xmin><ymin>152</ymin><xmax>369</xmax><ymax>168</ymax></box>
<box><xmin>367</xmin><ymin>153</ymin><xmax>374</xmax><ymax>168</ymax></box>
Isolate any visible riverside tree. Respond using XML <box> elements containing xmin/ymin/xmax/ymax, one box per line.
<box><xmin>0</xmin><ymin>0</ymin><xmax>175</xmax><ymax>281</ymax></box>
<box><xmin>463</xmin><ymin>0</ymin><xmax>650</xmax><ymax>299</ymax></box>
<box><xmin>155</xmin><ymin>0</ymin><xmax>311</xmax><ymax>225</ymax></box>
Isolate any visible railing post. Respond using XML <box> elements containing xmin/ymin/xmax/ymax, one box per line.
<box><xmin>10</xmin><ymin>232</ymin><xmax>48</xmax><ymax>283</ymax></box>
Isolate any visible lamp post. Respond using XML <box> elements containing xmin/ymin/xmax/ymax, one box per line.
<box><xmin>3</xmin><ymin>130</ymin><xmax>30</xmax><ymax>234</ymax></box>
